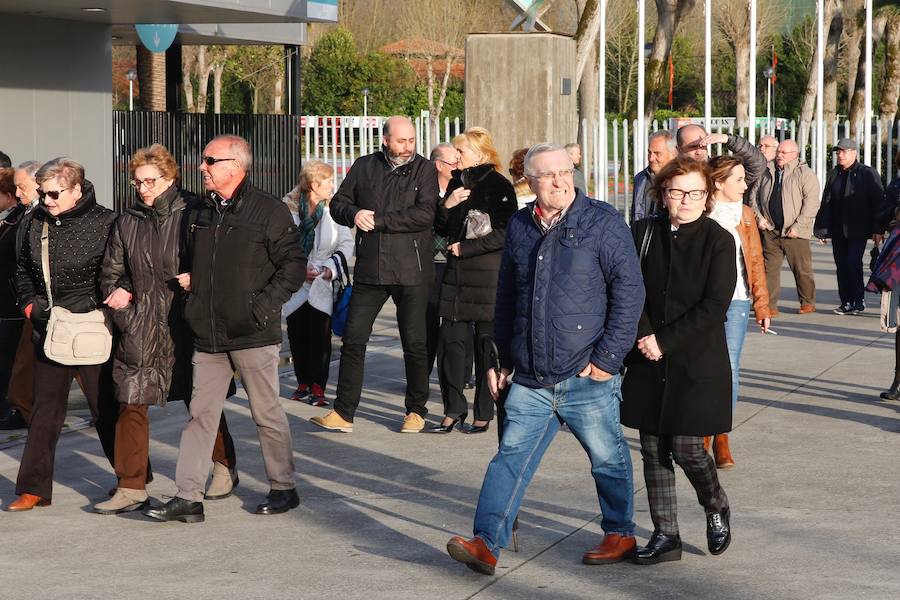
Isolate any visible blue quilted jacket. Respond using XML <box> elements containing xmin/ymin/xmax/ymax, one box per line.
<box><xmin>494</xmin><ymin>192</ymin><xmax>645</xmax><ymax>389</ymax></box>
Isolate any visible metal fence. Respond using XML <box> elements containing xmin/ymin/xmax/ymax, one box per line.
<box><xmin>113</xmin><ymin>111</ymin><xmax>301</xmax><ymax>213</ymax></box>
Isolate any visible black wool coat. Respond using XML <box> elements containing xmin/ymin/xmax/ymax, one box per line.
<box><xmin>100</xmin><ymin>186</ymin><xmax>192</xmax><ymax>406</ymax></box>
<box><xmin>0</xmin><ymin>203</ymin><xmax>27</xmax><ymax>318</ymax></box>
<box><xmin>435</xmin><ymin>164</ymin><xmax>517</xmax><ymax>323</ymax></box>
<box><xmin>620</xmin><ymin>215</ymin><xmax>737</xmax><ymax>436</ymax></box>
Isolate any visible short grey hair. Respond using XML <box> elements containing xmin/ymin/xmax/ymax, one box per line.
<box><xmin>564</xmin><ymin>143</ymin><xmax>580</xmax><ymax>152</ymax></box>
<box><xmin>524</xmin><ymin>143</ymin><xmax>573</xmax><ymax>177</ymax></box>
<box><xmin>17</xmin><ymin>161</ymin><xmax>41</xmax><ymax>178</ymax></box>
<box><xmin>430</xmin><ymin>143</ymin><xmax>455</xmax><ymax>162</ymax></box>
<box><xmin>35</xmin><ymin>157</ymin><xmax>85</xmax><ymax>188</ymax></box>
<box><xmin>648</xmin><ymin>129</ymin><xmax>676</xmax><ymax>152</ymax></box>
<box><xmin>210</xmin><ymin>134</ymin><xmax>252</xmax><ymax>170</ymax></box>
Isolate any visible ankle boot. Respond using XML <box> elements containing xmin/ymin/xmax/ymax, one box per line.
<box><xmin>713</xmin><ymin>434</ymin><xmax>735</xmax><ymax>469</ymax></box>
<box><xmin>703</xmin><ymin>436</ymin><xmax>712</xmax><ymax>453</ymax></box>
<box><xmin>880</xmin><ymin>379</ymin><xmax>900</xmax><ymax>401</ymax></box>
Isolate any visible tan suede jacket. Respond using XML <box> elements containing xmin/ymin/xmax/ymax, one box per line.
<box><xmin>737</xmin><ymin>204</ymin><xmax>772</xmax><ymax>320</ymax></box>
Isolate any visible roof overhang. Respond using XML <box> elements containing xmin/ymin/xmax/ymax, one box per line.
<box><xmin>111</xmin><ymin>23</ymin><xmax>308</xmax><ymax>46</ymax></box>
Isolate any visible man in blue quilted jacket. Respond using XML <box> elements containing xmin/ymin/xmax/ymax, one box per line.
<box><xmin>446</xmin><ymin>143</ymin><xmax>645</xmax><ymax>575</ymax></box>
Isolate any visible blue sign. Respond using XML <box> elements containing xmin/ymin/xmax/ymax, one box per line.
<box><xmin>135</xmin><ymin>24</ymin><xmax>178</xmax><ymax>53</ymax></box>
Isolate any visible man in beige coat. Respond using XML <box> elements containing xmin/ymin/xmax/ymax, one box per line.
<box><xmin>753</xmin><ymin>139</ymin><xmax>821</xmax><ymax>315</ymax></box>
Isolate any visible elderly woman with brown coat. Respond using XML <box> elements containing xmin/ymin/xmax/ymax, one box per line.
<box><xmin>622</xmin><ymin>157</ymin><xmax>736</xmax><ymax>565</ymax></box>
<box><xmin>95</xmin><ymin>144</ymin><xmax>237</xmax><ymax>515</ymax></box>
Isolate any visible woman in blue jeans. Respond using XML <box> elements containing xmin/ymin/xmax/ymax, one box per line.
<box><xmin>708</xmin><ymin>156</ymin><xmax>772</xmax><ymax>468</ymax></box>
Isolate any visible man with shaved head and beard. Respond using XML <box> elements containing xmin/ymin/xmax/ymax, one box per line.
<box><xmin>753</xmin><ymin>139</ymin><xmax>821</xmax><ymax>315</ymax></box>
<box><xmin>312</xmin><ymin>116</ymin><xmax>440</xmax><ymax>434</ymax></box>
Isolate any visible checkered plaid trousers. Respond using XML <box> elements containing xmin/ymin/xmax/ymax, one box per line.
<box><xmin>638</xmin><ymin>432</ymin><xmax>729</xmax><ymax>535</ymax></box>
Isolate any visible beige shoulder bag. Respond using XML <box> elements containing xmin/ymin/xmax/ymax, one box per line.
<box><xmin>41</xmin><ymin>221</ymin><xmax>113</xmax><ymax>365</ymax></box>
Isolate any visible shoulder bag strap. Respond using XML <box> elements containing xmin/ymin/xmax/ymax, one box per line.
<box><xmin>334</xmin><ymin>250</ymin><xmax>351</xmax><ymax>285</ymax></box>
<box><xmin>639</xmin><ymin>217</ymin><xmax>654</xmax><ymax>264</ymax></box>
<box><xmin>41</xmin><ymin>220</ymin><xmax>53</xmax><ymax>308</ymax></box>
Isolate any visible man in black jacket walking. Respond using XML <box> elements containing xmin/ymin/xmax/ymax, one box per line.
<box><xmin>144</xmin><ymin>135</ymin><xmax>305</xmax><ymax>523</ymax></box>
<box><xmin>311</xmin><ymin>116</ymin><xmax>440</xmax><ymax>433</ymax></box>
<box><xmin>814</xmin><ymin>138</ymin><xmax>887</xmax><ymax>315</ymax></box>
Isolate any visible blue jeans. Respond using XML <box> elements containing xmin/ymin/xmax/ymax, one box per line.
<box><xmin>472</xmin><ymin>374</ymin><xmax>634</xmax><ymax>555</ymax></box>
<box><xmin>724</xmin><ymin>299</ymin><xmax>751</xmax><ymax>411</ymax></box>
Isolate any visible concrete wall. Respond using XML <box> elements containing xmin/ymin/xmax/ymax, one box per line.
<box><xmin>0</xmin><ymin>16</ymin><xmax>113</xmax><ymax>208</ymax></box>
<box><xmin>465</xmin><ymin>33</ymin><xmax>577</xmax><ymax>173</ymax></box>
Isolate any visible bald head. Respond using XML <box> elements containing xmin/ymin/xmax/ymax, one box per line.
<box><xmin>758</xmin><ymin>135</ymin><xmax>778</xmax><ymax>162</ymax></box>
<box><xmin>775</xmin><ymin>140</ymin><xmax>799</xmax><ymax>169</ymax></box>
<box><xmin>382</xmin><ymin>116</ymin><xmax>416</xmax><ymax>165</ymax></box>
<box><xmin>677</xmin><ymin>124</ymin><xmax>709</xmax><ymax>161</ymax></box>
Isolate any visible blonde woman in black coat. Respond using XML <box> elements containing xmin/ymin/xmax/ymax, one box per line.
<box><xmin>621</xmin><ymin>157</ymin><xmax>737</xmax><ymax>564</ymax></box>
<box><xmin>430</xmin><ymin>127</ymin><xmax>517</xmax><ymax>434</ymax></box>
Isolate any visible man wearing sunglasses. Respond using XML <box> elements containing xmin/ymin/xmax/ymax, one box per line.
<box><xmin>144</xmin><ymin>135</ymin><xmax>306</xmax><ymax>523</ymax></box>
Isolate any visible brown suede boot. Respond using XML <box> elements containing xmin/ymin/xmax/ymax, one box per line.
<box><xmin>703</xmin><ymin>436</ymin><xmax>712</xmax><ymax>453</ymax></box>
<box><xmin>713</xmin><ymin>434</ymin><xmax>735</xmax><ymax>469</ymax></box>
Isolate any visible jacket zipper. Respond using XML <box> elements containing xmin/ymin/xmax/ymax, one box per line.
<box><xmin>413</xmin><ymin>239</ymin><xmax>422</xmax><ymax>271</ymax></box>
<box><xmin>210</xmin><ymin>205</ymin><xmax>225</xmax><ymax>352</ymax></box>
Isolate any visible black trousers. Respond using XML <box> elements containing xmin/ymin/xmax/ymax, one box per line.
<box><xmin>831</xmin><ymin>233</ymin><xmax>868</xmax><ymax>305</ymax></box>
<box><xmin>334</xmin><ymin>282</ymin><xmax>430</xmax><ymax>422</ymax></box>
<box><xmin>0</xmin><ymin>318</ymin><xmax>24</xmax><ymax>412</ymax></box>
<box><xmin>437</xmin><ymin>319</ymin><xmax>494</xmax><ymax>422</ymax></box>
<box><xmin>16</xmin><ymin>349</ymin><xmax>118</xmax><ymax>499</ymax></box>
<box><xmin>426</xmin><ymin>262</ymin><xmax>447</xmax><ymax>374</ymax></box>
<box><xmin>286</xmin><ymin>301</ymin><xmax>333</xmax><ymax>388</ymax></box>
<box><xmin>638</xmin><ymin>432</ymin><xmax>729</xmax><ymax>536</ymax></box>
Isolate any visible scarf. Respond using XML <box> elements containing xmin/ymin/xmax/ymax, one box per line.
<box><xmin>297</xmin><ymin>193</ymin><xmax>324</xmax><ymax>256</ymax></box>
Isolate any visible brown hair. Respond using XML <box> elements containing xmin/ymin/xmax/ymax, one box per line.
<box><xmin>707</xmin><ymin>155</ymin><xmax>745</xmax><ymax>195</ymax></box>
<box><xmin>35</xmin><ymin>157</ymin><xmax>85</xmax><ymax>189</ymax></box>
<box><xmin>297</xmin><ymin>160</ymin><xmax>334</xmax><ymax>193</ymax></box>
<box><xmin>128</xmin><ymin>144</ymin><xmax>179</xmax><ymax>182</ymax></box>
<box><xmin>0</xmin><ymin>168</ymin><xmax>15</xmax><ymax>197</ymax></box>
<box><xmin>454</xmin><ymin>127</ymin><xmax>503</xmax><ymax>173</ymax></box>
<box><xmin>508</xmin><ymin>148</ymin><xmax>528</xmax><ymax>182</ymax></box>
<box><xmin>650</xmin><ymin>156</ymin><xmax>715</xmax><ymax>213</ymax></box>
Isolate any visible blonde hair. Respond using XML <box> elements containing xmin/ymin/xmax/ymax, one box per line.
<box><xmin>129</xmin><ymin>144</ymin><xmax>180</xmax><ymax>182</ymax></box>
<box><xmin>454</xmin><ymin>127</ymin><xmax>502</xmax><ymax>173</ymax></box>
<box><xmin>297</xmin><ymin>160</ymin><xmax>334</xmax><ymax>193</ymax></box>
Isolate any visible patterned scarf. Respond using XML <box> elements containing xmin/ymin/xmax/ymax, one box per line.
<box><xmin>298</xmin><ymin>193</ymin><xmax>325</xmax><ymax>256</ymax></box>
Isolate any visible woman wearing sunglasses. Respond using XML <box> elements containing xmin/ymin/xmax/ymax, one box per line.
<box><xmin>94</xmin><ymin>144</ymin><xmax>238</xmax><ymax>514</ymax></box>
<box><xmin>7</xmin><ymin>158</ymin><xmax>119</xmax><ymax>511</ymax></box>
<box><xmin>621</xmin><ymin>157</ymin><xmax>737</xmax><ymax>563</ymax></box>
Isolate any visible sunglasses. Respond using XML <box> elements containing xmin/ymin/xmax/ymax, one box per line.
<box><xmin>38</xmin><ymin>188</ymin><xmax>71</xmax><ymax>201</ymax></box>
<box><xmin>201</xmin><ymin>156</ymin><xmax>234</xmax><ymax>166</ymax></box>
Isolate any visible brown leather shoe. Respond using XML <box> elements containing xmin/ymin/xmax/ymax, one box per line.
<box><xmin>7</xmin><ymin>493</ymin><xmax>51</xmax><ymax>512</ymax></box>
<box><xmin>714</xmin><ymin>434</ymin><xmax>735</xmax><ymax>469</ymax></box>
<box><xmin>798</xmin><ymin>304</ymin><xmax>816</xmax><ymax>314</ymax></box>
<box><xmin>703</xmin><ymin>435</ymin><xmax>712</xmax><ymax>453</ymax></box>
<box><xmin>447</xmin><ymin>535</ymin><xmax>497</xmax><ymax>575</ymax></box>
<box><xmin>582</xmin><ymin>533</ymin><xmax>637</xmax><ymax>564</ymax></box>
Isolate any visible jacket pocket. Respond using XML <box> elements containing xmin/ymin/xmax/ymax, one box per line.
<box><xmin>558</xmin><ymin>231</ymin><xmax>596</xmax><ymax>272</ymax></box>
<box><xmin>551</xmin><ymin>313</ymin><xmax>604</xmax><ymax>369</ymax></box>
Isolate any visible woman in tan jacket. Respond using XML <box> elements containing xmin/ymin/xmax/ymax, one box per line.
<box><xmin>707</xmin><ymin>156</ymin><xmax>772</xmax><ymax>468</ymax></box>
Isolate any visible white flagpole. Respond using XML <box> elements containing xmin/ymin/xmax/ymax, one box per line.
<box><xmin>599</xmin><ymin>0</ymin><xmax>608</xmax><ymax>202</ymax></box>
<box><xmin>865</xmin><ymin>0</ymin><xmax>873</xmax><ymax>164</ymax></box>
<box><xmin>748</xmin><ymin>0</ymin><xmax>757</xmax><ymax>143</ymax></box>
<box><xmin>637</xmin><ymin>0</ymin><xmax>646</xmax><ymax>176</ymax></box>
<box><xmin>704</xmin><ymin>0</ymin><xmax>712</xmax><ymax>134</ymax></box>
<box><xmin>816</xmin><ymin>0</ymin><xmax>825</xmax><ymax>181</ymax></box>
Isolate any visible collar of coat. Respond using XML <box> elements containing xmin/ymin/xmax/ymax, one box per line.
<box><xmin>36</xmin><ymin>179</ymin><xmax>98</xmax><ymax>224</ymax></box>
<box><xmin>205</xmin><ymin>176</ymin><xmax>253</xmax><ymax>212</ymax></box>
<box><xmin>529</xmin><ymin>190</ymin><xmax>586</xmax><ymax>233</ymax></box>
<box><xmin>451</xmin><ymin>163</ymin><xmax>495</xmax><ymax>190</ymax></box>
<box><xmin>126</xmin><ymin>184</ymin><xmax>182</xmax><ymax>219</ymax></box>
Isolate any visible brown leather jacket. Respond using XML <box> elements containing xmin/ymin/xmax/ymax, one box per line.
<box><xmin>736</xmin><ymin>204</ymin><xmax>772</xmax><ymax>320</ymax></box>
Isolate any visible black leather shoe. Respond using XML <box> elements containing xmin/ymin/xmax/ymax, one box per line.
<box><xmin>880</xmin><ymin>380</ymin><xmax>900</xmax><ymax>400</ymax></box>
<box><xmin>255</xmin><ymin>488</ymin><xmax>300</xmax><ymax>515</ymax></box>
<box><xmin>142</xmin><ymin>497</ymin><xmax>204</xmax><ymax>523</ymax></box>
<box><xmin>464</xmin><ymin>422</ymin><xmax>490</xmax><ymax>434</ymax></box>
<box><xmin>706</xmin><ymin>507</ymin><xmax>731</xmax><ymax>555</ymax></box>
<box><xmin>426</xmin><ymin>418</ymin><xmax>461</xmax><ymax>433</ymax></box>
<box><xmin>632</xmin><ymin>531</ymin><xmax>682</xmax><ymax>565</ymax></box>
<box><xmin>0</xmin><ymin>409</ymin><xmax>27</xmax><ymax>430</ymax></box>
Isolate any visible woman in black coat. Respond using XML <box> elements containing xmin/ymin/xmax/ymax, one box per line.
<box><xmin>95</xmin><ymin>144</ymin><xmax>236</xmax><ymax>515</ymax></box>
<box><xmin>429</xmin><ymin>127</ymin><xmax>517</xmax><ymax>434</ymax></box>
<box><xmin>621</xmin><ymin>157</ymin><xmax>737</xmax><ymax>564</ymax></box>
<box><xmin>8</xmin><ymin>158</ymin><xmax>119</xmax><ymax>511</ymax></box>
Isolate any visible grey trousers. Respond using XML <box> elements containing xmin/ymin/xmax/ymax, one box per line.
<box><xmin>175</xmin><ymin>345</ymin><xmax>295</xmax><ymax>502</ymax></box>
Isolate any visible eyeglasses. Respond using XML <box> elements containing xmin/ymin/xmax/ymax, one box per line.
<box><xmin>38</xmin><ymin>188</ymin><xmax>71</xmax><ymax>201</ymax></box>
<box><xmin>436</xmin><ymin>158</ymin><xmax>458</xmax><ymax>166</ymax></box>
<box><xmin>775</xmin><ymin>150</ymin><xmax>798</xmax><ymax>156</ymax></box>
<box><xmin>666</xmin><ymin>188</ymin><xmax>708</xmax><ymax>201</ymax></box>
<box><xmin>758</xmin><ymin>144</ymin><xmax>778</xmax><ymax>149</ymax></box>
<box><xmin>130</xmin><ymin>177</ymin><xmax>159</xmax><ymax>189</ymax></box>
<box><xmin>529</xmin><ymin>168</ymin><xmax>575</xmax><ymax>183</ymax></box>
<box><xmin>201</xmin><ymin>156</ymin><xmax>234</xmax><ymax>166</ymax></box>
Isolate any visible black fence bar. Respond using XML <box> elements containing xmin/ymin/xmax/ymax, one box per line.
<box><xmin>112</xmin><ymin>111</ymin><xmax>301</xmax><ymax>213</ymax></box>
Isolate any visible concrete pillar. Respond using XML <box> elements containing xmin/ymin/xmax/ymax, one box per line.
<box><xmin>465</xmin><ymin>33</ymin><xmax>577</xmax><ymax>172</ymax></box>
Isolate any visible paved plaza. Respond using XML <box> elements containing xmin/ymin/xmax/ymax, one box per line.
<box><xmin>0</xmin><ymin>243</ymin><xmax>898</xmax><ymax>600</ymax></box>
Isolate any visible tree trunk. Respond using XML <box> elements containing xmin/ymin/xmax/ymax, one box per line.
<box><xmin>879</xmin><ymin>15</ymin><xmax>900</xmax><ymax>128</ymax></box>
<box><xmin>273</xmin><ymin>71</ymin><xmax>284</xmax><ymax>115</ymax></box>
<box><xmin>195</xmin><ymin>46</ymin><xmax>212</xmax><ymax>114</ymax></box>
<box><xmin>734</xmin><ymin>40</ymin><xmax>750</xmax><ymax>129</ymax></box>
<box><xmin>252</xmin><ymin>86</ymin><xmax>259</xmax><ymax>114</ymax></box>
<box><xmin>823</xmin><ymin>5</ymin><xmax>844</xmax><ymax>129</ymax></box>
<box><xmin>799</xmin><ymin>0</ymin><xmax>840</xmax><ymax>147</ymax></box>
<box><xmin>212</xmin><ymin>63</ymin><xmax>224</xmax><ymax>114</ymax></box>
<box><xmin>849</xmin><ymin>13</ymin><xmax>887</xmax><ymax>128</ymax></box>
<box><xmin>136</xmin><ymin>45</ymin><xmax>166</xmax><ymax>111</ymax></box>
<box><xmin>579</xmin><ymin>42</ymin><xmax>599</xmax><ymax>138</ymax></box>
<box><xmin>844</xmin><ymin>6</ymin><xmax>863</xmax><ymax>114</ymax></box>
<box><xmin>645</xmin><ymin>0</ymin><xmax>696</xmax><ymax>121</ymax></box>
<box><xmin>433</xmin><ymin>56</ymin><xmax>454</xmax><ymax>142</ymax></box>
<box><xmin>182</xmin><ymin>47</ymin><xmax>196</xmax><ymax>113</ymax></box>
<box><xmin>573</xmin><ymin>0</ymin><xmax>601</xmax><ymax>89</ymax></box>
